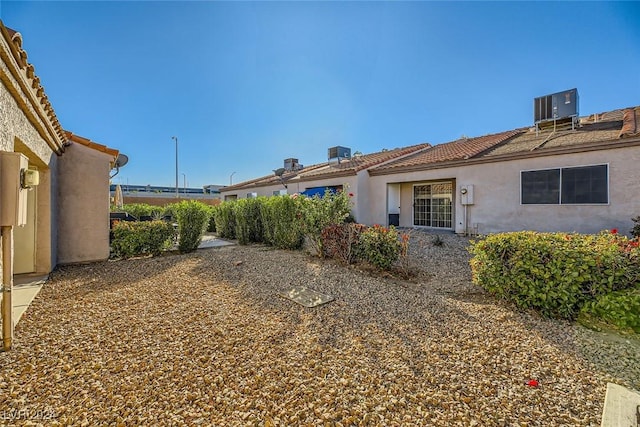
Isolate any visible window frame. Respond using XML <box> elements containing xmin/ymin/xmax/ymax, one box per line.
<box><xmin>520</xmin><ymin>163</ymin><xmax>609</xmax><ymax>206</ymax></box>
<box><xmin>412</xmin><ymin>181</ymin><xmax>454</xmax><ymax>229</ymax></box>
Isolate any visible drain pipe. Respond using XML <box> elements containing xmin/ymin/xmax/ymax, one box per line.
<box><xmin>1</xmin><ymin>225</ymin><xmax>13</xmax><ymax>351</ymax></box>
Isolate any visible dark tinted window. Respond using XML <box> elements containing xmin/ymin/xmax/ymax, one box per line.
<box><xmin>561</xmin><ymin>165</ymin><xmax>608</xmax><ymax>204</ymax></box>
<box><xmin>521</xmin><ymin>169</ymin><xmax>560</xmax><ymax>204</ymax></box>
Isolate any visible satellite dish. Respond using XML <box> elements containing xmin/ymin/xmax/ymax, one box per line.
<box><xmin>115</xmin><ymin>153</ymin><xmax>129</xmax><ymax>168</ymax></box>
<box><xmin>273</xmin><ymin>168</ymin><xmax>285</xmax><ymax>177</ymax></box>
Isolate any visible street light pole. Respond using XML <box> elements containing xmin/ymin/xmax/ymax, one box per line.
<box><xmin>182</xmin><ymin>173</ymin><xmax>186</xmax><ymax>195</ymax></box>
<box><xmin>230</xmin><ymin>171</ymin><xmax>236</xmax><ymax>186</ymax></box>
<box><xmin>171</xmin><ymin>136</ymin><xmax>178</xmax><ymax>198</ymax></box>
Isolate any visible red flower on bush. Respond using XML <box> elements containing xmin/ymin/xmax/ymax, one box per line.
<box><xmin>611</xmin><ymin>228</ymin><xmax>618</xmax><ymax>234</ymax></box>
<box><xmin>526</xmin><ymin>379</ymin><xmax>539</xmax><ymax>387</ymax></box>
<box><xmin>349</xmin><ymin>193</ymin><xmax>354</xmax><ymax>197</ymax></box>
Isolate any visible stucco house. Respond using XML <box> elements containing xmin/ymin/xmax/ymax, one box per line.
<box><xmin>368</xmin><ymin>106</ymin><xmax>640</xmax><ymax>235</ymax></box>
<box><xmin>223</xmin><ymin>102</ymin><xmax>640</xmax><ymax>236</ymax></box>
<box><xmin>1</xmin><ymin>21</ymin><xmax>121</xmax><ymax>270</ymax></box>
<box><xmin>219</xmin><ymin>143</ymin><xmax>430</xmax><ymax>221</ymax></box>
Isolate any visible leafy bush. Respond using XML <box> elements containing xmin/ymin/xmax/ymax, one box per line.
<box><xmin>579</xmin><ymin>287</ymin><xmax>640</xmax><ymax>334</ymax></box>
<box><xmin>207</xmin><ymin>205</ymin><xmax>218</xmax><ymax>232</ymax></box>
<box><xmin>234</xmin><ymin>198</ymin><xmax>264</xmax><ymax>245</ymax></box>
<box><xmin>299</xmin><ymin>189</ymin><xmax>353</xmax><ymax>256</ymax></box>
<box><xmin>321</xmin><ymin>223</ymin><xmax>367</xmax><ymax>264</ymax></box>
<box><xmin>358</xmin><ymin>225</ymin><xmax>401</xmax><ymax>270</ymax></box>
<box><xmin>111</xmin><ymin>220</ymin><xmax>175</xmax><ymax>258</ymax></box>
<box><xmin>260</xmin><ymin>195</ymin><xmax>303</xmax><ymax>249</ymax></box>
<box><xmin>119</xmin><ymin>203</ymin><xmax>164</xmax><ymax>219</ymax></box>
<box><xmin>173</xmin><ymin>200</ymin><xmax>211</xmax><ymax>253</ymax></box>
<box><xmin>214</xmin><ymin>202</ymin><xmax>236</xmax><ymax>239</ymax></box>
<box><xmin>469</xmin><ymin>231</ymin><xmax>640</xmax><ymax>319</ymax></box>
<box><xmin>631</xmin><ymin>216</ymin><xmax>640</xmax><ymax>238</ymax></box>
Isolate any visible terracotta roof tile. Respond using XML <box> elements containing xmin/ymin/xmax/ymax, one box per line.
<box><xmin>371</xmin><ymin>130</ymin><xmax>522</xmax><ymax>172</ymax></box>
<box><xmin>64</xmin><ymin>131</ymin><xmax>119</xmax><ymax>163</ymax></box>
<box><xmin>619</xmin><ymin>107</ymin><xmax>640</xmax><ymax>138</ymax></box>
<box><xmin>0</xmin><ymin>21</ymin><xmax>66</xmax><ymax>152</ymax></box>
<box><xmin>222</xmin><ymin>143</ymin><xmax>430</xmax><ymax>192</ymax></box>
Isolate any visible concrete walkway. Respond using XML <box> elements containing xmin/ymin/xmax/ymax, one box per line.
<box><xmin>12</xmin><ymin>273</ymin><xmax>48</xmax><ymax>326</ymax></box>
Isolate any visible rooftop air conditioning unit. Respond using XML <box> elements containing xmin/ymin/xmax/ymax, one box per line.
<box><xmin>534</xmin><ymin>88</ymin><xmax>579</xmax><ymax>124</ymax></box>
<box><xmin>328</xmin><ymin>146</ymin><xmax>351</xmax><ymax>163</ymax></box>
<box><xmin>284</xmin><ymin>158</ymin><xmax>299</xmax><ymax>172</ymax></box>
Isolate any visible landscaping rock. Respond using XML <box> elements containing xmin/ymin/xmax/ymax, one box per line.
<box><xmin>0</xmin><ymin>232</ymin><xmax>637</xmax><ymax>425</ymax></box>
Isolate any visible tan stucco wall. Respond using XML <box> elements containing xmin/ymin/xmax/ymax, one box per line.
<box><xmin>0</xmin><ymin>63</ymin><xmax>54</xmax><ymax>165</ymax></box>
<box><xmin>1</xmin><ymin>77</ymin><xmax>57</xmax><ymax>273</ymax></box>
<box><xmin>368</xmin><ymin>145</ymin><xmax>640</xmax><ymax>235</ymax></box>
<box><xmin>57</xmin><ymin>142</ymin><xmax>112</xmax><ymax>264</ymax></box>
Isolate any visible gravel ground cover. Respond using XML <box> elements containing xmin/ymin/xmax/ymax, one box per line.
<box><xmin>1</xmin><ymin>232</ymin><xmax>638</xmax><ymax>426</ymax></box>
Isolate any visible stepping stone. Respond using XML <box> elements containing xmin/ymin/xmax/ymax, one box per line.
<box><xmin>281</xmin><ymin>287</ymin><xmax>334</xmax><ymax>308</ymax></box>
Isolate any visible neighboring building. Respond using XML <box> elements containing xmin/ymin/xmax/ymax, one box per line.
<box><xmin>220</xmin><ymin>144</ymin><xmax>431</xmax><ymax>221</ymax></box>
<box><xmin>223</xmin><ymin>97</ymin><xmax>640</xmax><ymax>236</ymax></box>
<box><xmin>59</xmin><ymin>132</ymin><xmax>120</xmax><ymax>264</ymax></box>
<box><xmin>109</xmin><ymin>184</ymin><xmax>223</xmax><ymax>206</ymax></box>
<box><xmin>0</xmin><ymin>21</ymin><xmax>120</xmax><ymax>273</ymax></box>
<box><xmin>368</xmin><ymin>104</ymin><xmax>640</xmax><ymax>235</ymax></box>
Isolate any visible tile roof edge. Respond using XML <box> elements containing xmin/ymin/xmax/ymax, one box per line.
<box><xmin>353</xmin><ymin>143</ymin><xmax>432</xmax><ymax>172</ymax></box>
<box><xmin>0</xmin><ymin>21</ymin><xmax>66</xmax><ymax>154</ymax></box>
<box><xmin>619</xmin><ymin>107</ymin><xmax>640</xmax><ymax>138</ymax></box>
<box><xmin>64</xmin><ymin>131</ymin><xmax>119</xmax><ymax>160</ymax></box>
<box><xmin>368</xmin><ymin>136</ymin><xmax>640</xmax><ymax>176</ymax></box>
<box><xmin>220</xmin><ymin>162</ymin><xmax>329</xmax><ymax>192</ymax></box>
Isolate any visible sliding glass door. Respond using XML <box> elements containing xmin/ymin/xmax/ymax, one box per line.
<box><xmin>413</xmin><ymin>182</ymin><xmax>453</xmax><ymax>229</ymax></box>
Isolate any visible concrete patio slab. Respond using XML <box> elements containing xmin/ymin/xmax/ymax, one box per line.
<box><xmin>601</xmin><ymin>382</ymin><xmax>640</xmax><ymax>426</ymax></box>
<box><xmin>198</xmin><ymin>233</ymin><xmax>236</xmax><ymax>249</ymax></box>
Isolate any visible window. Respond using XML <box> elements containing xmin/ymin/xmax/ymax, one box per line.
<box><xmin>413</xmin><ymin>182</ymin><xmax>453</xmax><ymax>228</ymax></box>
<box><xmin>521</xmin><ymin>164</ymin><xmax>608</xmax><ymax>205</ymax></box>
<box><xmin>521</xmin><ymin>169</ymin><xmax>560</xmax><ymax>204</ymax></box>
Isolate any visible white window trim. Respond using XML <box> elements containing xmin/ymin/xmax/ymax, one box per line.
<box><xmin>411</xmin><ymin>181</ymin><xmax>454</xmax><ymax>229</ymax></box>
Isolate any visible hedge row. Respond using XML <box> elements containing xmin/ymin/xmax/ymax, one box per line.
<box><xmin>211</xmin><ymin>191</ymin><xmax>352</xmax><ymax>251</ymax></box>
<box><xmin>112</xmin><ymin>201</ymin><xmax>214</xmax><ymax>257</ymax></box>
<box><xmin>469</xmin><ymin>231</ymin><xmax>640</xmax><ymax>321</ymax></box>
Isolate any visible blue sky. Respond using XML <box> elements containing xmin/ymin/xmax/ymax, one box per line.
<box><xmin>2</xmin><ymin>1</ymin><xmax>639</xmax><ymax>188</ymax></box>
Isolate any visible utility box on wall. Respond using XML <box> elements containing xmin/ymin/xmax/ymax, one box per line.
<box><xmin>460</xmin><ymin>184</ymin><xmax>474</xmax><ymax>205</ymax></box>
<box><xmin>0</xmin><ymin>152</ymin><xmax>29</xmax><ymax>226</ymax></box>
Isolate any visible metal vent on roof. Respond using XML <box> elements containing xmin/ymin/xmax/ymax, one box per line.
<box><xmin>328</xmin><ymin>146</ymin><xmax>351</xmax><ymax>163</ymax></box>
<box><xmin>534</xmin><ymin>88</ymin><xmax>579</xmax><ymax>126</ymax></box>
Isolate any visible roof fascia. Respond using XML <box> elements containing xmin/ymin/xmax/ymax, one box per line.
<box><xmin>368</xmin><ymin>137</ymin><xmax>640</xmax><ymax>176</ymax></box>
<box><xmin>0</xmin><ymin>22</ymin><xmax>65</xmax><ymax>154</ymax></box>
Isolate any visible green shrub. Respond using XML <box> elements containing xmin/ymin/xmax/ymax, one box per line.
<box><xmin>358</xmin><ymin>225</ymin><xmax>401</xmax><ymax>270</ymax></box>
<box><xmin>111</xmin><ymin>220</ymin><xmax>175</xmax><ymax>258</ymax></box>
<box><xmin>173</xmin><ymin>200</ymin><xmax>211</xmax><ymax>253</ymax></box>
<box><xmin>214</xmin><ymin>202</ymin><xmax>236</xmax><ymax>239</ymax></box>
<box><xmin>469</xmin><ymin>231</ymin><xmax>640</xmax><ymax>319</ymax></box>
<box><xmin>120</xmin><ymin>203</ymin><xmax>164</xmax><ymax>219</ymax></box>
<box><xmin>299</xmin><ymin>189</ymin><xmax>353</xmax><ymax>256</ymax></box>
<box><xmin>579</xmin><ymin>287</ymin><xmax>640</xmax><ymax>334</ymax></box>
<box><xmin>631</xmin><ymin>216</ymin><xmax>640</xmax><ymax>238</ymax></box>
<box><xmin>321</xmin><ymin>223</ymin><xmax>367</xmax><ymax>264</ymax></box>
<box><xmin>260</xmin><ymin>195</ymin><xmax>303</xmax><ymax>249</ymax></box>
<box><xmin>207</xmin><ymin>205</ymin><xmax>218</xmax><ymax>232</ymax></box>
<box><xmin>234</xmin><ymin>198</ymin><xmax>264</xmax><ymax>245</ymax></box>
